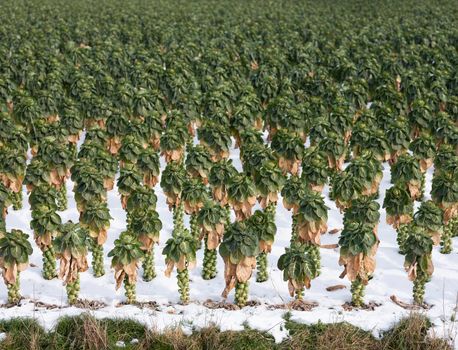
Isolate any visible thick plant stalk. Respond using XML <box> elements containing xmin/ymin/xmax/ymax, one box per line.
<box><xmin>256</xmin><ymin>201</ymin><xmax>276</xmax><ymax>283</ymax></box>
<box><xmin>190</xmin><ymin>212</ymin><xmax>201</xmax><ymax>248</ymax></box>
<box><xmin>124</xmin><ymin>276</ymin><xmax>136</xmax><ymax>303</ymax></box>
<box><xmin>202</xmin><ymin>237</ymin><xmax>217</xmax><ymax>280</ymax></box>
<box><xmin>295</xmin><ymin>287</ymin><xmax>304</xmax><ymax>300</ymax></box>
<box><xmin>451</xmin><ymin>216</ymin><xmax>458</xmax><ymax>238</ymax></box>
<box><xmin>11</xmin><ymin>191</ymin><xmax>22</xmax><ymax>210</ymax></box>
<box><xmin>305</xmin><ymin>243</ymin><xmax>321</xmax><ymax>278</ymax></box>
<box><xmin>142</xmin><ymin>248</ymin><xmax>156</xmax><ymax>281</ymax></box>
<box><xmin>57</xmin><ymin>185</ymin><xmax>68</xmax><ymax>211</ymax></box>
<box><xmin>351</xmin><ymin>277</ymin><xmax>365</xmax><ymax>307</ymax></box>
<box><xmin>396</xmin><ymin>223</ymin><xmax>409</xmax><ymax>254</ymax></box>
<box><xmin>42</xmin><ymin>245</ymin><xmax>57</xmax><ymax>280</ymax></box>
<box><xmin>91</xmin><ymin>239</ymin><xmax>105</xmax><ymax>277</ymax></box>
<box><xmin>7</xmin><ymin>273</ymin><xmax>20</xmax><ymax>304</ymax></box>
<box><xmin>173</xmin><ymin>203</ymin><xmax>185</xmax><ymax>231</ymax></box>
<box><xmin>256</xmin><ymin>252</ymin><xmax>268</xmax><ymax>282</ymax></box>
<box><xmin>224</xmin><ymin>205</ymin><xmax>231</xmax><ymax>226</ymax></box>
<box><xmin>235</xmin><ymin>281</ymin><xmax>249</xmax><ymax>307</ymax></box>
<box><xmin>66</xmin><ymin>274</ymin><xmax>80</xmax><ymax>305</ymax></box>
<box><xmin>419</xmin><ymin>173</ymin><xmax>425</xmax><ymax>201</ymax></box>
<box><xmin>265</xmin><ymin>201</ymin><xmax>276</xmax><ymax>220</ymax></box>
<box><xmin>290</xmin><ymin>214</ymin><xmax>298</xmax><ymax>244</ymax></box>
<box><xmin>440</xmin><ymin>223</ymin><xmax>453</xmax><ymax>254</ymax></box>
<box><xmin>177</xmin><ymin>268</ymin><xmax>190</xmax><ymax>304</ymax></box>
<box><xmin>413</xmin><ymin>270</ymin><xmax>428</xmax><ymax>305</ymax></box>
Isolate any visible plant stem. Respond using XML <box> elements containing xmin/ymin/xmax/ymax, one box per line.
<box><xmin>451</xmin><ymin>216</ymin><xmax>458</xmax><ymax>238</ymax></box>
<box><xmin>256</xmin><ymin>252</ymin><xmax>268</xmax><ymax>282</ymax></box>
<box><xmin>190</xmin><ymin>212</ymin><xmax>201</xmax><ymax>249</ymax></box>
<box><xmin>91</xmin><ymin>239</ymin><xmax>105</xmax><ymax>277</ymax></box>
<box><xmin>351</xmin><ymin>277</ymin><xmax>365</xmax><ymax>307</ymax></box>
<box><xmin>202</xmin><ymin>237</ymin><xmax>217</xmax><ymax>280</ymax></box>
<box><xmin>57</xmin><ymin>185</ymin><xmax>68</xmax><ymax>211</ymax></box>
<box><xmin>265</xmin><ymin>201</ymin><xmax>276</xmax><ymax>221</ymax></box>
<box><xmin>224</xmin><ymin>204</ymin><xmax>231</xmax><ymax>226</ymax></box>
<box><xmin>290</xmin><ymin>214</ymin><xmax>298</xmax><ymax>244</ymax></box>
<box><xmin>235</xmin><ymin>280</ymin><xmax>249</xmax><ymax>307</ymax></box>
<box><xmin>295</xmin><ymin>288</ymin><xmax>304</xmax><ymax>300</ymax></box>
<box><xmin>305</xmin><ymin>242</ymin><xmax>321</xmax><ymax>278</ymax></box>
<box><xmin>7</xmin><ymin>273</ymin><xmax>20</xmax><ymax>304</ymax></box>
<box><xmin>42</xmin><ymin>245</ymin><xmax>57</xmax><ymax>280</ymax></box>
<box><xmin>177</xmin><ymin>268</ymin><xmax>190</xmax><ymax>304</ymax></box>
<box><xmin>142</xmin><ymin>248</ymin><xmax>156</xmax><ymax>281</ymax></box>
<box><xmin>413</xmin><ymin>269</ymin><xmax>428</xmax><ymax>305</ymax></box>
<box><xmin>173</xmin><ymin>203</ymin><xmax>185</xmax><ymax>232</ymax></box>
<box><xmin>124</xmin><ymin>275</ymin><xmax>136</xmax><ymax>304</ymax></box>
<box><xmin>440</xmin><ymin>223</ymin><xmax>452</xmax><ymax>254</ymax></box>
<box><xmin>11</xmin><ymin>191</ymin><xmax>22</xmax><ymax>210</ymax></box>
<box><xmin>66</xmin><ymin>274</ymin><xmax>80</xmax><ymax>305</ymax></box>
<box><xmin>396</xmin><ymin>223</ymin><xmax>409</xmax><ymax>254</ymax></box>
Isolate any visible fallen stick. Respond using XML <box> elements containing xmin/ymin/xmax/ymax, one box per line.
<box><xmin>328</xmin><ymin>228</ymin><xmax>341</xmax><ymax>235</ymax></box>
<box><xmin>326</xmin><ymin>284</ymin><xmax>346</xmax><ymax>292</ymax></box>
<box><xmin>390</xmin><ymin>295</ymin><xmax>430</xmax><ymax>310</ymax></box>
<box><xmin>320</xmin><ymin>243</ymin><xmax>339</xmax><ymax>249</ymax></box>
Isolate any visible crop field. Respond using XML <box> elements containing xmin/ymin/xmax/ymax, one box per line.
<box><xmin>0</xmin><ymin>0</ymin><xmax>457</xmax><ymax>348</ymax></box>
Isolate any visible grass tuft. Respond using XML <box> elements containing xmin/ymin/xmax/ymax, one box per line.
<box><xmin>0</xmin><ymin>313</ymin><xmax>452</xmax><ymax>350</ymax></box>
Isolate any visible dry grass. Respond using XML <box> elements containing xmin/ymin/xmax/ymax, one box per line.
<box><xmin>0</xmin><ymin>312</ymin><xmax>452</xmax><ymax>349</ymax></box>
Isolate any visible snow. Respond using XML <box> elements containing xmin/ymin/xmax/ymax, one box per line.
<box><xmin>2</xmin><ymin>141</ymin><xmax>458</xmax><ymax>348</ymax></box>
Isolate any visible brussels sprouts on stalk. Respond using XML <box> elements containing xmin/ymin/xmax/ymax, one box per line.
<box><xmin>185</xmin><ymin>145</ymin><xmax>213</xmax><ymax>184</ymax></box>
<box><xmin>137</xmin><ymin>149</ymin><xmax>160</xmax><ymax>188</ymax></box>
<box><xmin>197</xmin><ymin>201</ymin><xmax>226</xmax><ymax>280</ymax></box>
<box><xmin>198</xmin><ymin>122</ymin><xmax>231</xmax><ymax>161</ymax></box>
<box><xmin>163</xmin><ymin>228</ymin><xmax>197</xmax><ymax>304</ymax></box>
<box><xmin>0</xmin><ymin>229</ymin><xmax>33</xmax><ymax>304</ymax></box>
<box><xmin>109</xmin><ymin>232</ymin><xmax>144</xmax><ymax>303</ymax></box>
<box><xmin>278</xmin><ymin>242</ymin><xmax>319</xmax><ymax>300</ymax></box>
<box><xmin>219</xmin><ymin>221</ymin><xmax>259</xmax><ymax>307</ymax></box>
<box><xmin>403</xmin><ymin>225</ymin><xmax>434</xmax><ymax>305</ymax></box>
<box><xmin>249</xmin><ymin>210</ymin><xmax>276</xmax><ymax>282</ymax></box>
<box><xmin>271</xmin><ymin>129</ymin><xmax>304</xmax><ymax>175</ymax></box>
<box><xmin>338</xmin><ymin>222</ymin><xmax>379</xmax><ymax>307</ymax></box>
<box><xmin>54</xmin><ymin>222</ymin><xmax>88</xmax><ymax>305</ymax></box>
<box><xmin>227</xmin><ymin>173</ymin><xmax>257</xmax><ymax>221</ymax></box>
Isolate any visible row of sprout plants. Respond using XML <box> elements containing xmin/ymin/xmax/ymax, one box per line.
<box><xmin>0</xmin><ymin>0</ymin><xmax>457</xmax><ymax>309</ymax></box>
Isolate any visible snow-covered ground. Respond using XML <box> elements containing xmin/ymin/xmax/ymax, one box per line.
<box><xmin>2</xmin><ymin>142</ymin><xmax>458</xmax><ymax>347</ymax></box>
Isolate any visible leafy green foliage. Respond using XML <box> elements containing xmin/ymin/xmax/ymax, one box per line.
<box><xmin>403</xmin><ymin>225</ymin><xmax>433</xmax><ymax>276</ymax></box>
<box><xmin>271</xmin><ymin>129</ymin><xmax>304</xmax><ymax>161</ymax></box>
<box><xmin>414</xmin><ymin>201</ymin><xmax>443</xmax><ymax>232</ymax></box>
<box><xmin>54</xmin><ymin>222</ymin><xmax>88</xmax><ymax>257</ymax></box>
<box><xmin>185</xmin><ymin>145</ymin><xmax>213</xmax><ymax>180</ymax></box>
<box><xmin>339</xmin><ymin>222</ymin><xmax>377</xmax><ymax>257</ymax></box>
<box><xmin>209</xmin><ymin>159</ymin><xmax>237</xmax><ymax>189</ymax></box>
<box><xmin>248</xmin><ymin>210</ymin><xmax>276</xmax><ymax>244</ymax></box>
<box><xmin>108</xmin><ymin>232</ymin><xmax>144</xmax><ymax>267</ymax></box>
<box><xmin>297</xmin><ymin>190</ymin><xmax>329</xmax><ymax>223</ymax></box>
<box><xmin>129</xmin><ymin>209</ymin><xmax>162</xmax><ymax>237</ymax></box>
<box><xmin>162</xmin><ymin>229</ymin><xmax>197</xmax><ymax>268</ymax></box>
<box><xmin>390</xmin><ymin>154</ymin><xmax>422</xmax><ymax>185</ymax></box>
<box><xmin>219</xmin><ymin>221</ymin><xmax>259</xmax><ymax>263</ymax></box>
<box><xmin>252</xmin><ymin>161</ymin><xmax>285</xmax><ymax>198</ymax></box>
<box><xmin>30</xmin><ymin>204</ymin><xmax>62</xmax><ymax>235</ymax></box>
<box><xmin>278</xmin><ymin>242</ymin><xmax>318</xmax><ymax>288</ymax></box>
<box><xmin>431</xmin><ymin>172</ymin><xmax>458</xmax><ymax>204</ymax></box>
<box><xmin>383</xmin><ymin>185</ymin><xmax>414</xmax><ymax>217</ymax></box>
<box><xmin>228</xmin><ymin>173</ymin><xmax>257</xmax><ymax>203</ymax></box>
<box><xmin>160</xmin><ymin>162</ymin><xmax>186</xmax><ymax>198</ymax></box>
<box><xmin>79</xmin><ymin>202</ymin><xmax>112</xmax><ymax>232</ymax></box>
<box><xmin>343</xmin><ymin>198</ymin><xmax>380</xmax><ymax>227</ymax></box>
<box><xmin>0</xmin><ymin>229</ymin><xmax>33</xmax><ymax>266</ymax></box>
